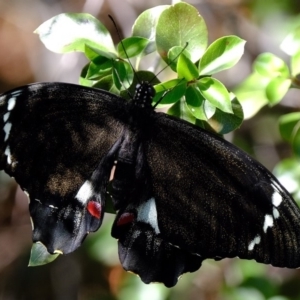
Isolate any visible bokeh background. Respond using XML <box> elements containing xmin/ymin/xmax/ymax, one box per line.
<box><xmin>1</xmin><ymin>0</ymin><xmax>300</xmax><ymax>299</ymax></box>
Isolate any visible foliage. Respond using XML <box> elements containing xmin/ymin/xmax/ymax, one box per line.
<box><xmin>233</xmin><ymin>24</ymin><xmax>300</xmax><ymax>203</ymax></box>
<box><xmin>35</xmin><ymin>2</ymin><xmax>245</xmax><ymax>135</ymax></box>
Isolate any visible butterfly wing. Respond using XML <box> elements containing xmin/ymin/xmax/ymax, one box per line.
<box><xmin>0</xmin><ymin>83</ymin><xmax>126</xmax><ymax>254</ymax></box>
<box><xmin>149</xmin><ymin>114</ymin><xmax>300</xmax><ymax>264</ymax></box>
<box><xmin>112</xmin><ymin>112</ymin><xmax>300</xmax><ymax>286</ymax></box>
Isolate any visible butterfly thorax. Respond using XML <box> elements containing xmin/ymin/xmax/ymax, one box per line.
<box><xmin>131</xmin><ymin>81</ymin><xmax>155</xmax><ymax>110</ymax></box>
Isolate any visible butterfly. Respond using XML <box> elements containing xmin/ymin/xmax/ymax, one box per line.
<box><xmin>0</xmin><ymin>81</ymin><xmax>300</xmax><ymax>287</ymax></box>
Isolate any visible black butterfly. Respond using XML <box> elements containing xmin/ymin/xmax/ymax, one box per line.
<box><xmin>0</xmin><ymin>81</ymin><xmax>300</xmax><ymax>287</ymax></box>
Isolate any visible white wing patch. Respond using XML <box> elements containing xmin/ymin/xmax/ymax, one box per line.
<box><xmin>248</xmin><ymin>235</ymin><xmax>261</xmax><ymax>251</ymax></box>
<box><xmin>272</xmin><ymin>190</ymin><xmax>283</xmax><ymax>207</ymax></box>
<box><xmin>7</xmin><ymin>97</ymin><xmax>16</xmax><ymax>111</ymax></box>
<box><xmin>273</xmin><ymin>207</ymin><xmax>280</xmax><ymax>219</ymax></box>
<box><xmin>3</xmin><ymin>122</ymin><xmax>12</xmax><ymax>142</ymax></box>
<box><xmin>4</xmin><ymin>146</ymin><xmax>11</xmax><ymax>164</ymax></box>
<box><xmin>3</xmin><ymin>112</ymin><xmax>10</xmax><ymax>123</ymax></box>
<box><xmin>75</xmin><ymin>180</ymin><xmax>94</xmax><ymax>204</ymax></box>
<box><xmin>137</xmin><ymin>197</ymin><xmax>160</xmax><ymax>234</ymax></box>
<box><xmin>2</xmin><ymin>96</ymin><xmax>19</xmax><ymax>165</ymax></box>
<box><xmin>263</xmin><ymin>214</ymin><xmax>274</xmax><ymax>233</ymax></box>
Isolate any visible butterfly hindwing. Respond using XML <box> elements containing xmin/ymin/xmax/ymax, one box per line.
<box><xmin>111</xmin><ymin>124</ymin><xmax>204</xmax><ymax>287</ymax></box>
<box><xmin>0</xmin><ymin>83</ymin><xmax>126</xmax><ymax>253</ymax></box>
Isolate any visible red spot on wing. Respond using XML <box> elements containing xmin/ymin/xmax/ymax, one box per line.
<box><xmin>117</xmin><ymin>212</ymin><xmax>135</xmax><ymax>226</ymax></box>
<box><xmin>87</xmin><ymin>201</ymin><xmax>101</xmax><ymax>219</ymax></box>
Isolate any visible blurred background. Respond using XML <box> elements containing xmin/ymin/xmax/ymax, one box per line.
<box><xmin>1</xmin><ymin>0</ymin><xmax>300</xmax><ymax>299</ymax></box>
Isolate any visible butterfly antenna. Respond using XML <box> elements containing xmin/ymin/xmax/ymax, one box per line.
<box><xmin>152</xmin><ymin>43</ymin><xmax>188</xmax><ymax>108</ymax></box>
<box><xmin>108</xmin><ymin>15</ymin><xmax>140</xmax><ymax>87</ymax></box>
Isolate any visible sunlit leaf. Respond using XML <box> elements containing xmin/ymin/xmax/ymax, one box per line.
<box><xmin>177</xmin><ymin>53</ymin><xmax>199</xmax><ymax>80</ymax></box>
<box><xmin>117</xmin><ymin>37</ymin><xmax>149</xmax><ymax>58</ymax></box>
<box><xmin>291</xmin><ymin>50</ymin><xmax>300</xmax><ymax>76</ymax></box>
<box><xmin>253</xmin><ymin>53</ymin><xmax>290</xmax><ymax>78</ymax></box>
<box><xmin>233</xmin><ymin>72</ymin><xmax>271</xmax><ymax>119</ymax></box>
<box><xmin>266</xmin><ymin>78</ymin><xmax>291</xmax><ymax>105</ymax></box>
<box><xmin>280</xmin><ymin>26</ymin><xmax>300</xmax><ymax>56</ymax></box>
<box><xmin>132</xmin><ymin>5</ymin><xmax>169</xmax><ymax>54</ymax></box>
<box><xmin>35</xmin><ymin>13</ymin><xmax>115</xmax><ymax>54</ymax></box>
<box><xmin>156</xmin><ymin>2</ymin><xmax>207</xmax><ymax>63</ymax></box>
<box><xmin>274</xmin><ymin>157</ymin><xmax>300</xmax><ymax>203</ymax></box>
<box><xmin>207</xmin><ymin>93</ymin><xmax>244</xmax><ymax>134</ymax></box>
<box><xmin>199</xmin><ymin>36</ymin><xmax>246</xmax><ymax>75</ymax></box>
<box><xmin>198</xmin><ymin>77</ymin><xmax>233</xmax><ymax>113</ymax></box>
<box><xmin>29</xmin><ymin>243</ymin><xmax>59</xmax><ymax>266</ymax></box>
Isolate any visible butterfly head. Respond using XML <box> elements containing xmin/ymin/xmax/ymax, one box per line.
<box><xmin>132</xmin><ymin>81</ymin><xmax>155</xmax><ymax>110</ymax></box>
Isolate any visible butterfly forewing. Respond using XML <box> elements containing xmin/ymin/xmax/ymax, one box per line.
<box><xmin>0</xmin><ymin>83</ymin><xmax>126</xmax><ymax>253</ymax></box>
<box><xmin>145</xmin><ymin>113</ymin><xmax>300</xmax><ymax>267</ymax></box>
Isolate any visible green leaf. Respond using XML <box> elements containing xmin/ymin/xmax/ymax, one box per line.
<box><xmin>29</xmin><ymin>243</ymin><xmax>60</xmax><ymax>266</ymax></box>
<box><xmin>93</xmin><ymin>75</ymin><xmax>114</xmax><ymax>92</ymax></box>
<box><xmin>253</xmin><ymin>53</ymin><xmax>290</xmax><ymax>78</ymax></box>
<box><xmin>280</xmin><ymin>26</ymin><xmax>300</xmax><ymax>56</ymax></box>
<box><xmin>80</xmin><ymin>63</ymin><xmax>95</xmax><ymax>87</ymax></box>
<box><xmin>168</xmin><ymin>98</ymin><xmax>196</xmax><ymax>124</ymax></box>
<box><xmin>233</xmin><ymin>72</ymin><xmax>270</xmax><ymax>119</ymax></box>
<box><xmin>266</xmin><ymin>77</ymin><xmax>291</xmax><ymax>105</ymax></box>
<box><xmin>154</xmin><ymin>78</ymin><xmax>182</xmax><ymax>93</ymax></box>
<box><xmin>185</xmin><ymin>85</ymin><xmax>216</xmax><ymax>120</ymax></box>
<box><xmin>84</xmin><ymin>45</ymin><xmax>102</xmax><ymax>61</ymax></box>
<box><xmin>132</xmin><ymin>5</ymin><xmax>169</xmax><ymax>54</ymax></box>
<box><xmin>185</xmin><ymin>86</ymin><xmax>206</xmax><ymax>120</ymax></box>
<box><xmin>203</xmin><ymin>100</ymin><xmax>217</xmax><ymax>119</ymax></box>
<box><xmin>166</xmin><ymin>46</ymin><xmax>191</xmax><ymax>72</ymax></box>
<box><xmin>86</xmin><ymin>57</ymin><xmax>113</xmax><ymax>80</ymax></box>
<box><xmin>291</xmin><ymin>127</ymin><xmax>300</xmax><ymax>158</ymax></box>
<box><xmin>274</xmin><ymin>158</ymin><xmax>300</xmax><ymax>203</ymax></box>
<box><xmin>35</xmin><ymin>13</ymin><xmax>115</xmax><ymax>54</ymax></box>
<box><xmin>153</xmin><ymin>79</ymin><xmax>186</xmax><ymax>105</ymax></box>
<box><xmin>291</xmin><ymin>50</ymin><xmax>300</xmax><ymax>76</ymax></box>
<box><xmin>279</xmin><ymin>113</ymin><xmax>300</xmax><ymax>157</ymax></box>
<box><xmin>279</xmin><ymin>112</ymin><xmax>300</xmax><ymax>143</ymax></box>
<box><xmin>117</xmin><ymin>37</ymin><xmax>149</xmax><ymax>58</ymax></box>
<box><xmin>199</xmin><ymin>36</ymin><xmax>246</xmax><ymax>75</ymax></box>
<box><xmin>198</xmin><ymin>77</ymin><xmax>233</xmax><ymax>113</ymax></box>
<box><xmin>156</xmin><ymin>2</ymin><xmax>207</xmax><ymax>63</ymax></box>
<box><xmin>84</xmin><ymin>44</ymin><xmax>117</xmax><ymax>61</ymax></box>
<box><xmin>207</xmin><ymin>93</ymin><xmax>244</xmax><ymax>134</ymax></box>
<box><xmin>177</xmin><ymin>53</ymin><xmax>199</xmax><ymax>80</ymax></box>
<box><xmin>112</xmin><ymin>60</ymin><xmax>133</xmax><ymax>90</ymax></box>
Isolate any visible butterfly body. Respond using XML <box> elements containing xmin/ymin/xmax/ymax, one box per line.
<box><xmin>1</xmin><ymin>82</ymin><xmax>300</xmax><ymax>287</ymax></box>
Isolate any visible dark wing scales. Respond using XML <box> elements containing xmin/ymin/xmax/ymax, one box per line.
<box><xmin>116</xmin><ymin>221</ymin><xmax>202</xmax><ymax>288</ymax></box>
<box><xmin>0</xmin><ymin>83</ymin><xmax>127</xmax><ymax>254</ymax></box>
<box><xmin>145</xmin><ymin>113</ymin><xmax>300</xmax><ymax>268</ymax></box>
